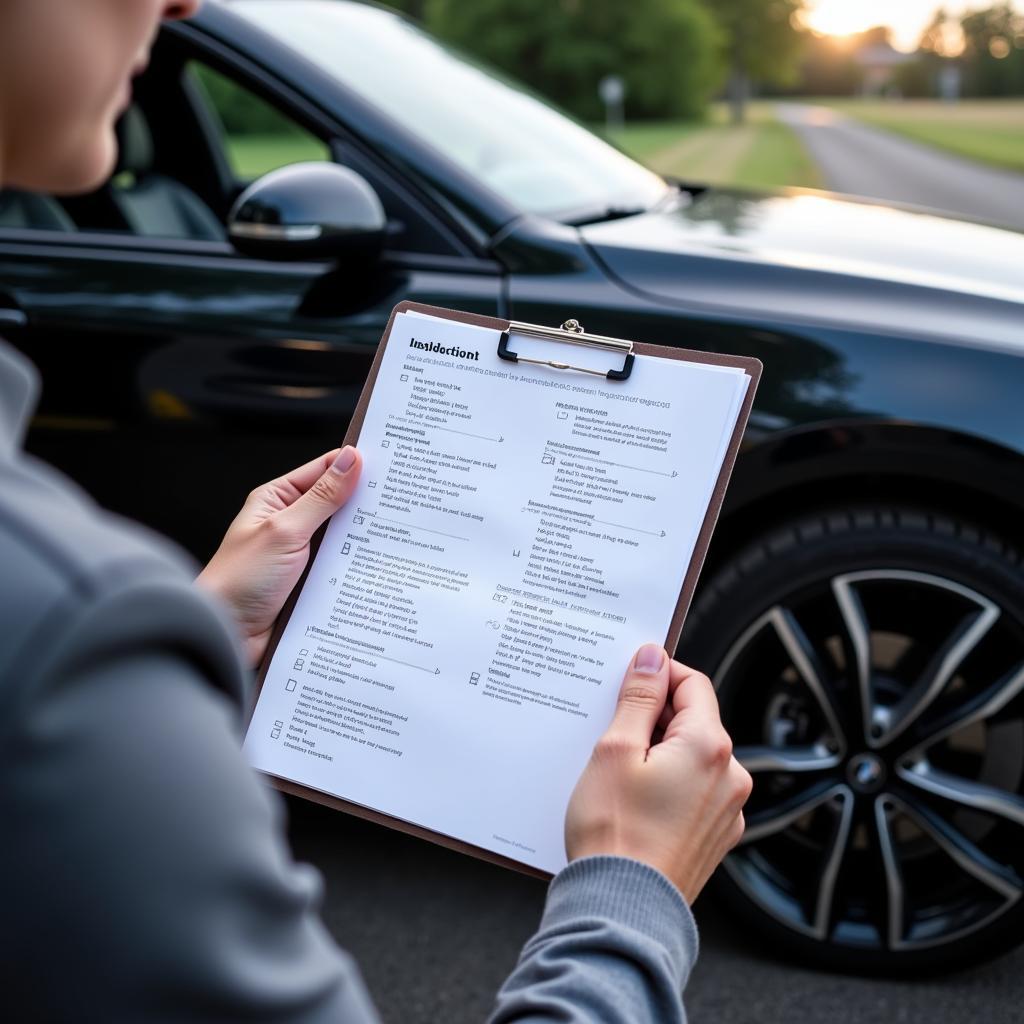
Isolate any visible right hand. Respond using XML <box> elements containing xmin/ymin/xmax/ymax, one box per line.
<box><xmin>565</xmin><ymin>644</ymin><xmax>752</xmax><ymax>904</ymax></box>
<box><xmin>196</xmin><ymin>446</ymin><xmax>363</xmax><ymax>666</ymax></box>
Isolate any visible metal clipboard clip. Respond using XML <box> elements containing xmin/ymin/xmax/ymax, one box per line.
<box><xmin>498</xmin><ymin>318</ymin><xmax>635</xmax><ymax>381</ymax></box>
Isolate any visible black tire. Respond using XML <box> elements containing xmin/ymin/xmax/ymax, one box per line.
<box><xmin>678</xmin><ymin>506</ymin><xmax>1024</xmax><ymax>974</ymax></box>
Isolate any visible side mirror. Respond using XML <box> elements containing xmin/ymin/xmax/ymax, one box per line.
<box><xmin>228</xmin><ymin>162</ymin><xmax>386</xmax><ymax>261</ymax></box>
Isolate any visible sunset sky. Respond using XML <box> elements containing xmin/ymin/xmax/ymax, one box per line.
<box><xmin>803</xmin><ymin>0</ymin><xmax>1024</xmax><ymax>52</ymax></box>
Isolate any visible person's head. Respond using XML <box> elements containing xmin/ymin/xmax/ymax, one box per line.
<box><xmin>0</xmin><ymin>0</ymin><xmax>201</xmax><ymax>194</ymax></box>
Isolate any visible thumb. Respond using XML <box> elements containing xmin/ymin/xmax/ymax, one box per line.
<box><xmin>600</xmin><ymin>643</ymin><xmax>670</xmax><ymax>757</ymax></box>
<box><xmin>276</xmin><ymin>445</ymin><xmax>362</xmax><ymax>543</ymax></box>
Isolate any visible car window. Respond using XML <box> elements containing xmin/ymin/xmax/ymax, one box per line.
<box><xmin>0</xmin><ymin>64</ymin><xmax>330</xmax><ymax>244</ymax></box>
<box><xmin>188</xmin><ymin>62</ymin><xmax>330</xmax><ymax>182</ymax></box>
<box><xmin>181</xmin><ymin>57</ymin><xmax>465</xmax><ymax>257</ymax></box>
<box><xmin>233</xmin><ymin>1</ymin><xmax>669</xmax><ymax>223</ymax></box>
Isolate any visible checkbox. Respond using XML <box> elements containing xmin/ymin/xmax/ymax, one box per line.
<box><xmin>342</xmin><ymin>542</ymin><xmax>352</xmax><ymax>554</ymax></box>
<box><xmin>270</xmin><ymin>728</ymin><xmax>281</xmax><ymax>739</ymax></box>
<box><xmin>286</xmin><ymin>678</ymin><xmax>297</xmax><ymax>692</ymax></box>
<box><xmin>299</xmin><ymin>648</ymin><xmax>308</xmax><ymax>656</ymax></box>
<box><xmin>293</xmin><ymin>658</ymin><xmax>304</xmax><ymax>670</ymax></box>
<box><xmin>353</xmin><ymin>516</ymin><xmax>364</xmax><ymax>525</ymax></box>
<box><xmin>557</xmin><ymin>410</ymin><xmax>568</xmax><ymax>419</ymax></box>
<box><xmin>368</xmin><ymin>480</ymin><xmax>377</xmax><ymax>489</ymax></box>
<box><xmin>542</xmin><ymin>455</ymin><xmax>555</xmax><ymax>465</ymax></box>
<box><xmin>400</xmin><ymin>374</ymin><xmax>409</xmax><ymax>382</ymax></box>
<box><xmin>381</xmin><ymin>440</ymin><xmax>390</xmax><ymax>448</ymax></box>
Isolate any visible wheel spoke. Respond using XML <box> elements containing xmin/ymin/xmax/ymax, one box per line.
<box><xmin>901</xmin><ymin>660</ymin><xmax>1024</xmax><ymax>757</ymax></box>
<box><xmin>831</xmin><ymin>575</ymin><xmax>874</xmax><ymax>746</ymax></box>
<box><xmin>735</xmin><ymin>744</ymin><xmax>841</xmax><ymax>774</ymax></box>
<box><xmin>768</xmin><ymin>606</ymin><xmax>847</xmax><ymax>755</ymax></box>
<box><xmin>741</xmin><ymin>781</ymin><xmax>844</xmax><ymax>845</ymax></box>
<box><xmin>891</xmin><ymin>793</ymin><xmax>1022</xmax><ymax>904</ymax></box>
<box><xmin>879</xmin><ymin>603</ymin><xmax>1000</xmax><ymax>746</ymax></box>
<box><xmin>809</xmin><ymin>788</ymin><xmax>854</xmax><ymax>939</ymax></box>
<box><xmin>897</xmin><ymin>761</ymin><xmax>1024</xmax><ymax>828</ymax></box>
<box><xmin>871</xmin><ymin>797</ymin><xmax>908</xmax><ymax>950</ymax></box>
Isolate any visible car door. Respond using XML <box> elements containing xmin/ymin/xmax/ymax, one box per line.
<box><xmin>0</xmin><ymin>29</ymin><xmax>503</xmax><ymax>559</ymax></box>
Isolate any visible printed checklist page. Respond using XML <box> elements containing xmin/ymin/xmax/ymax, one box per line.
<box><xmin>244</xmin><ymin>311</ymin><xmax>749</xmax><ymax>873</ymax></box>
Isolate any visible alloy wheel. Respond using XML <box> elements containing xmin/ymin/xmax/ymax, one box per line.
<box><xmin>715</xmin><ymin>569</ymin><xmax>1024</xmax><ymax>954</ymax></box>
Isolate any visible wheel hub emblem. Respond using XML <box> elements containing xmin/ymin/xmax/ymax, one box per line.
<box><xmin>847</xmin><ymin>752</ymin><xmax>886</xmax><ymax>793</ymax></box>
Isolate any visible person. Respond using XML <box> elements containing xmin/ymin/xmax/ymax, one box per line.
<box><xmin>0</xmin><ymin>2</ymin><xmax>752</xmax><ymax>1021</ymax></box>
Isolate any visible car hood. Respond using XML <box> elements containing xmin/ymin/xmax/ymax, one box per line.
<box><xmin>579</xmin><ymin>189</ymin><xmax>1024</xmax><ymax>347</ymax></box>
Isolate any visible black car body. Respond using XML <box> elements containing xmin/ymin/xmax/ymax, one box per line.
<box><xmin>2</xmin><ymin>0</ymin><xmax>1022</xmax><ymax>973</ymax></box>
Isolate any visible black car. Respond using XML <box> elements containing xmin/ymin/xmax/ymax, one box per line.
<box><xmin>2</xmin><ymin>0</ymin><xmax>1023</xmax><ymax>974</ymax></box>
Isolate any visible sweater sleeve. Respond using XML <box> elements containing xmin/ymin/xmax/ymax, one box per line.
<box><xmin>486</xmin><ymin>856</ymin><xmax>699</xmax><ymax>1024</ymax></box>
<box><xmin>1</xmin><ymin>571</ymin><xmax>383</xmax><ymax>1024</ymax></box>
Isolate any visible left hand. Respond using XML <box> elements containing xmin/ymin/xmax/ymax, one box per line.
<box><xmin>197</xmin><ymin>446</ymin><xmax>362</xmax><ymax>666</ymax></box>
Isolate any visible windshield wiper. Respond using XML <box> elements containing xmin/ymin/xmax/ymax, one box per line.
<box><xmin>564</xmin><ymin>184</ymin><xmax>689</xmax><ymax>227</ymax></box>
<box><xmin>565</xmin><ymin>205</ymin><xmax>649</xmax><ymax>227</ymax></box>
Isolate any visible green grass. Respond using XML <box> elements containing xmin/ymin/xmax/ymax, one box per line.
<box><xmin>819</xmin><ymin>99</ymin><xmax>1024</xmax><ymax>174</ymax></box>
<box><xmin>610</xmin><ymin>102</ymin><xmax>822</xmax><ymax>191</ymax></box>
<box><xmin>603</xmin><ymin>121</ymin><xmax>705</xmax><ymax>162</ymax></box>
<box><xmin>733</xmin><ymin>120</ymin><xmax>822</xmax><ymax>189</ymax></box>
<box><xmin>225</xmin><ymin>133</ymin><xmax>331</xmax><ymax>180</ymax></box>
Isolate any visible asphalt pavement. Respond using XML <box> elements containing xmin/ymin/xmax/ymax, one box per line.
<box><xmin>286</xmin><ymin>797</ymin><xmax>1023</xmax><ymax>1024</ymax></box>
<box><xmin>776</xmin><ymin>103</ymin><xmax>1024</xmax><ymax>231</ymax></box>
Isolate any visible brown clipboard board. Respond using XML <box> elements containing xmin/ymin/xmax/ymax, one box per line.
<box><xmin>248</xmin><ymin>300</ymin><xmax>762</xmax><ymax>880</ymax></box>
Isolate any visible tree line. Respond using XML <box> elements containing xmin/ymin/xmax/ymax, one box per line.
<box><xmin>383</xmin><ymin>1</ymin><xmax>1024</xmax><ymax>119</ymax></box>
<box><xmin>384</xmin><ymin>0</ymin><xmax>801</xmax><ymax>121</ymax></box>
<box><xmin>796</xmin><ymin>6</ymin><xmax>1024</xmax><ymax>99</ymax></box>
<box><xmin>210</xmin><ymin>1</ymin><xmax>1024</xmax><ymax>134</ymax></box>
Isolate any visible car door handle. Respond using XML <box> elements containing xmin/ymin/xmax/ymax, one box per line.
<box><xmin>0</xmin><ymin>308</ymin><xmax>28</xmax><ymax>329</ymax></box>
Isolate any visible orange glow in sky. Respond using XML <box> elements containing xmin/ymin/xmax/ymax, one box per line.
<box><xmin>803</xmin><ymin>0</ymin><xmax>1022</xmax><ymax>52</ymax></box>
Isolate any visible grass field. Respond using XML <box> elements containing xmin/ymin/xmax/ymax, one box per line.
<box><xmin>821</xmin><ymin>99</ymin><xmax>1024</xmax><ymax>174</ymax></box>
<box><xmin>608</xmin><ymin>102</ymin><xmax>822</xmax><ymax>191</ymax></box>
<box><xmin>226</xmin><ymin>133</ymin><xmax>330</xmax><ymax>180</ymax></box>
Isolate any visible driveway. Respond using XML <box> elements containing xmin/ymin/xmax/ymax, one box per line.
<box><xmin>287</xmin><ymin>797</ymin><xmax>1023</xmax><ymax>1024</ymax></box>
<box><xmin>776</xmin><ymin>103</ymin><xmax>1024</xmax><ymax>231</ymax></box>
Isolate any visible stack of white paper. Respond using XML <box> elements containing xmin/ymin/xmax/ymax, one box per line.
<box><xmin>245</xmin><ymin>311</ymin><xmax>749</xmax><ymax>873</ymax></box>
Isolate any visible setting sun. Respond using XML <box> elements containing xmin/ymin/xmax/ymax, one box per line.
<box><xmin>803</xmin><ymin>0</ymin><xmax>1022</xmax><ymax>52</ymax></box>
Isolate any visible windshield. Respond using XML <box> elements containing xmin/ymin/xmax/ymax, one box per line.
<box><xmin>232</xmin><ymin>0</ymin><xmax>670</xmax><ymax>221</ymax></box>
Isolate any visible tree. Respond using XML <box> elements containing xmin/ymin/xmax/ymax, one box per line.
<box><xmin>959</xmin><ymin>4</ymin><xmax>1024</xmax><ymax>96</ymax></box>
<box><xmin>705</xmin><ymin>0</ymin><xmax>806</xmax><ymax>123</ymax></box>
<box><xmin>424</xmin><ymin>0</ymin><xmax>724</xmax><ymax>122</ymax></box>
<box><xmin>918</xmin><ymin>7</ymin><xmax>962</xmax><ymax>58</ymax></box>
<box><xmin>885</xmin><ymin>9</ymin><xmax>958</xmax><ymax>100</ymax></box>
<box><xmin>375</xmin><ymin>0</ymin><xmax>427</xmax><ymax>19</ymax></box>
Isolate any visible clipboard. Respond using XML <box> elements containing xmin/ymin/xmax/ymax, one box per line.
<box><xmin>250</xmin><ymin>300</ymin><xmax>762</xmax><ymax>879</ymax></box>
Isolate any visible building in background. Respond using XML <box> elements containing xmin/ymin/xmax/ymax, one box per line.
<box><xmin>855</xmin><ymin>39</ymin><xmax>913</xmax><ymax>96</ymax></box>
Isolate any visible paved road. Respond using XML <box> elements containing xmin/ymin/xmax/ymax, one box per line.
<box><xmin>286</xmin><ymin>797</ymin><xmax>1023</xmax><ymax>1024</ymax></box>
<box><xmin>776</xmin><ymin>103</ymin><xmax>1024</xmax><ymax>231</ymax></box>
